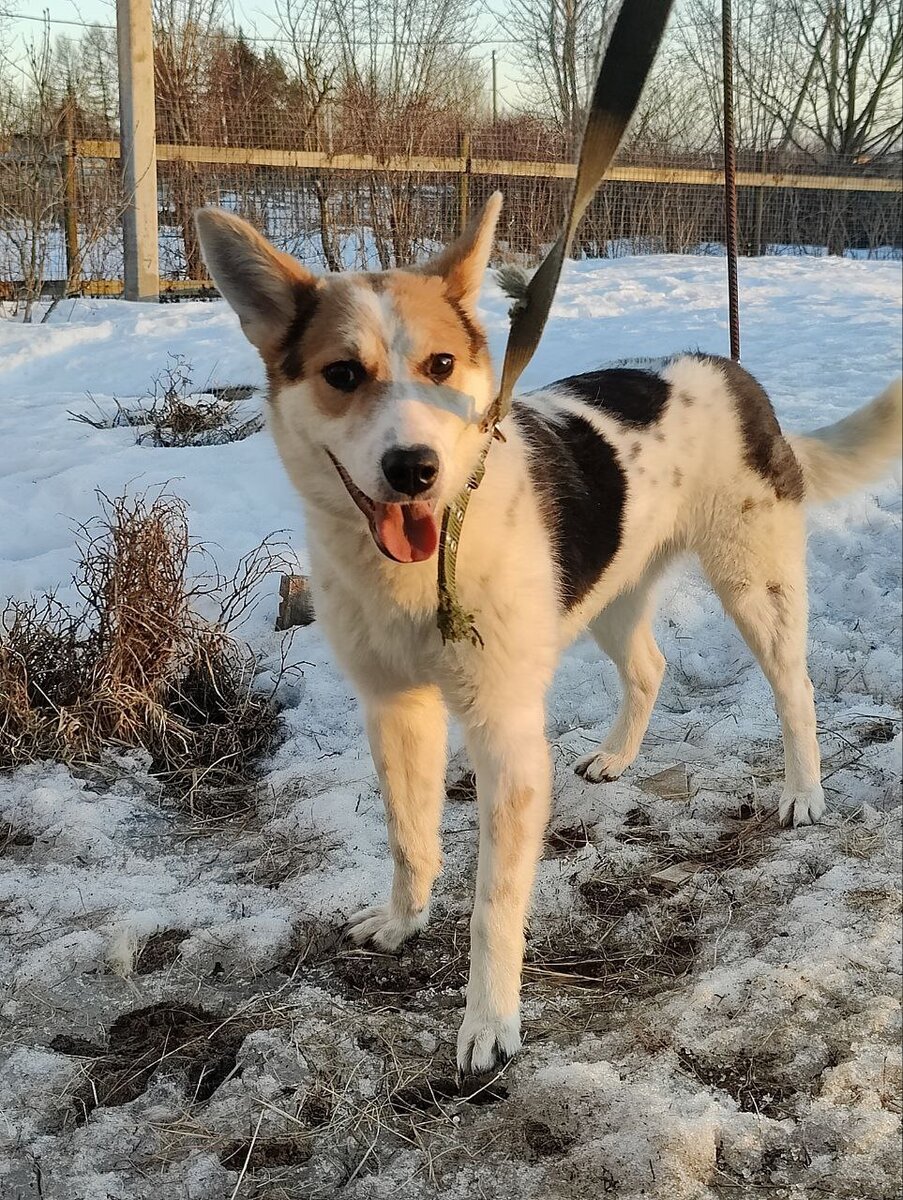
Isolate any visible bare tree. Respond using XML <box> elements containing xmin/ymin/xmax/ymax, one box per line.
<box><xmin>275</xmin><ymin>0</ymin><xmax>337</xmax><ymax>150</ymax></box>
<box><xmin>328</xmin><ymin>0</ymin><xmax>485</xmax><ymax>265</ymax></box>
<box><xmin>784</xmin><ymin>0</ymin><xmax>902</xmax><ymax>161</ymax></box>
<box><xmin>508</xmin><ymin>0</ymin><xmax>615</xmax><ymax>140</ymax></box>
<box><xmin>0</xmin><ymin>26</ymin><xmax>62</xmax><ymax>317</ymax></box>
<box><xmin>76</xmin><ymin>26</ymin><xmax>121</xmax><ymax>134</ymax></box>
<box><xmin>679</xmin><ymin>0</ymin><xmax>902</xmax><ymax>159</ymax></box>
<box><xmin>153</xmin><ymin>0</ymin><xmax>230</xmax><ymax>277</ymax></box>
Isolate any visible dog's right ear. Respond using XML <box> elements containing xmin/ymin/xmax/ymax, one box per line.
<box><xmin>194</xmin><ymin>209</ymin><xmax>318</xmax><ymax>353</ymax></box>
<box><xmin>423</xmin><ymin>191</ymin><xmax>502</xmax><ymax>318</ymax></box>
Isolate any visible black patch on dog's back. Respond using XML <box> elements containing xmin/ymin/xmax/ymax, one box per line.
<box><xmin>698</xmin><ymin>355</ymin><xmax>804</xmax><ymax>501</ymax></box>
<box><xmin>554</xmin><ymin>368</ymin><xmax>670</xmax><ymax>428</ymax></box>
<box><xmin>514</xmin><ymin>404</ymin><xmax>626</xmax><ymax>610</ymax></box>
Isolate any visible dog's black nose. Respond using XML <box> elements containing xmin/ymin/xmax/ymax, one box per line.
<box><xmin>381</xmin><ymin>446</ymin><xmax>439</xmax><ymax>496</ymax></box>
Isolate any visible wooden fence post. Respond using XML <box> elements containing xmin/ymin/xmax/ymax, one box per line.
<box><xmin>62</xmin><ymin>94</ymin><xmax>80</xmax><ymax>295</ymax></box>
<box><xmin>458</xmin><ymin>132</ymin><xmax>471</xmax><ymax>235</ymax></box>
<box><xmin>747</xmin><ymin>147</ymin><xmax>766</xmax><ymax>256</ymax></box>
<box><xmin>116</xmin><ymin>0</ymin><xmax>159</xmax><ymax>301</ymax></box>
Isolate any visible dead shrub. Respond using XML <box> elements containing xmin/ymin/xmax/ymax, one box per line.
<box><xmin>0</xmin><ymin>489</ymin><xmax>290</xmax><ymax>812</ymax></box>
<box><xmin>71</xmin><ymin>354</ymin><xmax>263</xmax><ymax>447</ymax></box>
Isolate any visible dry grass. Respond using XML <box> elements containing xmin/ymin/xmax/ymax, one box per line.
<box><xmin>136</xmin><ymin>989</ymin><xmax>512</xmax><ymax>1199</ymax></box>
<box><xmin>71</xmin><ymin>355</ymin><xmax>263</xmax><ymax>448</ymax></box>
<box><xmin>0</xmin><ymin>489</ymin><xmax>289</xmax><ymax>811</ymax></box>
<box><xmin>618</xmin><ymin>801</ymin><xmax>775</xmax><ymax>872</ymax></box>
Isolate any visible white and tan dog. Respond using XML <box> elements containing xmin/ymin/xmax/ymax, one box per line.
<box><xmin>196</xmin><ymin>195</ymin><xmax>902</xmax><ymax>1075</ymax></box>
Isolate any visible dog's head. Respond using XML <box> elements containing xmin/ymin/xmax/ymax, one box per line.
<box><xmin>195</xmin><ymin>196</ymin><xmax>501</xmax><ymax>564</ymax></box>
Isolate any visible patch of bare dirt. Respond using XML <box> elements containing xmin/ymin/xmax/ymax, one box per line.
<box><xmin>51</xmin><ymin>1002</ymin><xmax>249</xmax><ymax>1123</ymax></box>
<box><xmin>521</xmin><ymin>1117</ymin><xmax>577</xmax><ymax>1161</ymax></box>
<box><xmin>677</xmin><ymin>1049</ymin><xmax>800</xmax><ymax>1119</ymax></box>
<box><xmin>314</xmin><ymin>922</ymin><xmax>470</xmax><ymax>1012</ymax></box>
<box><xmin>545</xmin><ymin>821</ymin><xmax>593</xmax><ymax>857</ymax></box>
<box><xmin>134</xmin><ymin>929</ymin><xmax>188</xmax><ymax>975</ymax></box>
<box><xmin>446</xmin><ymin>769</ymin><xmax>476</xmax><ymax>804</ymax></box>
<box><xmin>0</xmin><ymin>821</ymin><xmax>35</xmax><ymax>855</ymax></box>
<box><xmin>389</xmin><ymin>1074</ymin><xmax>509</xmax><ymax>1118</ymax></box>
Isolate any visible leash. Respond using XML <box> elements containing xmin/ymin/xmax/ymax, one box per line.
<box><xmin>436</xmin><ymin>0</ymin><xmax>676</xmax><ymax>645</ymax></box>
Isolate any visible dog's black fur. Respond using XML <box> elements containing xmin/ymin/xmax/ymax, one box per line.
<box><xmin>697</xmin><ymin>355</ymin><xmax>805</xmax><ymax>501</ymax></box>
<box><xmin>514</xmin><ymin>402</ymin><xmax>626</xmax><ymax>610</ymax></box>
<box><xmin>557</xmin><ymin>367</ymin><xmax>670</xmax><ymax>428</ymax></box>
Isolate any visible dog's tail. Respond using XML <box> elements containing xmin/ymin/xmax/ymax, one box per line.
<box><xmin>495</xmin><ymin>264</ymin><xmax>530</xmax><ymax>304</ymax></box>
<box><xmin>788</xmin><ymin>378</ymin><xmax>902</xmax><ymax>504</ymax></box>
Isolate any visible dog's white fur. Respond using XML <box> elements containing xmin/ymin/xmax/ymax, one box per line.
<box><xmin>195</xmin><ymin>197</ymin><xmax>903</xmax><ymax>1075</ymax></box>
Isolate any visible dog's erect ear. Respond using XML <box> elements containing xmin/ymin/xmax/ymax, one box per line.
<box><xmin>194</xmin><ymin>208</ymin><xmax>318</xmax><ymax>352</ymax></box>
<box><xmin>424</xmin><ymin>191</ymin><xmax>502</xmax><ymax>316</ymax></box>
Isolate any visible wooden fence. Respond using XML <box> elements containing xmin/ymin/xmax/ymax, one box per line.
<box><xmin>75</xmin><ymin>138</ymin><xmax>902</xmax><ymax>192</ymax></box>
<box><xmin>3</xmin><ymin>136</ymin><xmax>900</xmax><ymax>301</ymax></box>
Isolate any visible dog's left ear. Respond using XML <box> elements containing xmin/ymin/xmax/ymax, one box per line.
<box><xmin>424</xmin><ymin>191</ymin><xmax>502</xmax><ymax>316</ymax></box>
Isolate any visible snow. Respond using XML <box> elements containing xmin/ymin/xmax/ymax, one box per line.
<box><xmin>0</xmin><ymin>253</ymin><xmax>901</xmax><ymax>1199</ymax></box>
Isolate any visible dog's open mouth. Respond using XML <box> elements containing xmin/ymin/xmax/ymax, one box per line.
<box><xmin>327</xmin><ymin>453</ymin><xmax>439</xmax><ymax>564</ymax></box>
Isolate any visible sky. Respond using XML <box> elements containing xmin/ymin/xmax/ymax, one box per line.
<box><xmin>0</xmin><ymin>0</ymin><xmax>523</xmax><ymax>105</ymax></box>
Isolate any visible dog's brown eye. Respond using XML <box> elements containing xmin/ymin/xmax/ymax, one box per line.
<box><xmin>322</xmin><ymin>360</ymin><xmax>366</xmax><ymax>393</ymax></box>
<box><xmin>427</xmin><ymin>353</ymin><xmax>455</xmax><ymax>381</ymax></box>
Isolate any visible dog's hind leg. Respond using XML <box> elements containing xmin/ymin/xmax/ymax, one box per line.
<box><xmin>347</xmin><ymin>685</ymin><xmax>447</xmax><ymax>950</ymax></box>
<box><xmin>457</xmin><ymin>701</ymin><xmax>551</xmax><ymax>1075</ymax></box>
<box><xmin>698</xmin><ymin>503</ymin><xmax>824</xmax><ymax>827</ymax></box>
<box><xmin>574</xmin><ymin>566</ymin><xmax>666</xmax><ymax>782</ymax></box>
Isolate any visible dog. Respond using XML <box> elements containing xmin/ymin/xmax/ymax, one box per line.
<box><xmin>195</xmin><ymin>194</ymin><xmax>902</xmax><ymax>1075</ymax></box>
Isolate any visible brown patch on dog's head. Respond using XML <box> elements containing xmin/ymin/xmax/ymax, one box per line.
<box><xmin>291</xmin><ymin>276</ymin><xmax>393</xmax><ymax>416</ymax></box>
<box><xmin>384</xmin><ymin>272</ymin><xmax>489</xmax><ymax>369</ymax></box>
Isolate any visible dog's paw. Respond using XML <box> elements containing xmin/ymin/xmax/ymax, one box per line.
<box><xmin>574</xmin><ymin>747</ymin><xmax>630</xmax><ymax>783</ymax></box>
<box><xmin>456</xmin><ymin>1009</ymin><xmax>521</xmax><ymax>1077</ymax></box>
<box><xmin>779</xmin><ymin>785</ymin><xmax>825</xmax><ymax>828</ymax></box>
<box><xmin>345</xmin><ymin>904</ymin><xmax>428</xmax><ymax>952</ymax></box>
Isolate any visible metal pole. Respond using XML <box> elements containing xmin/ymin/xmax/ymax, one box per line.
<box><xmin>721</xmin><ymin>0</ymin><xmax>740</xmax><ymax>360</ymax></box>
<box><xmin>117</xmin><ymin>0</ymin><xmax>159</xmax><ymax>301</ymax></box>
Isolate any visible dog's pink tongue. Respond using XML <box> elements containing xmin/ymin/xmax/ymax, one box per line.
<box><xmin>374</xmin><ymin>502</ymin><xmax>438</xmax><ymax>563</ymax></box>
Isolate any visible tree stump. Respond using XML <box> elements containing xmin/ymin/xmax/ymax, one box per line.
<box><xmin>276</xmin><ymin>574</ymin><xmax>315</xmax><ymax>630</ymax></box>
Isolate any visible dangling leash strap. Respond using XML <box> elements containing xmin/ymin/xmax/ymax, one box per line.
<box><xmin>436</xmin><ymin>0</ymin><xmax>676</xmax><ymax>644</ymax></box>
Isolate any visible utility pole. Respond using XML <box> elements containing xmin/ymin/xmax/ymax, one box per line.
<box><xmin>491</xmin><ymin>50</ymin><xmax>498</xmax><ymax>125</ymax></box>
<box><xmin>117</xmin><ymin>0</ymin><xmax>159</xmax><ymax>301</ymax></box>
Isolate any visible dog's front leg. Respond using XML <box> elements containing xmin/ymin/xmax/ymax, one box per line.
<box><xmin>347</xmin><ymin>685</ymin><xmax>447</xmax><ymax>951</ymax></box>
<box><xmin>458</xmin><ymin>704</ymin><xmax>551</xmax><ymax>1075</ymax></box>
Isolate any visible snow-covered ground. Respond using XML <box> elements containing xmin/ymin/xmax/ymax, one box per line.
<box><xmin>0</xmin><ymin>254</ymin><xmax>900</xmax><ymax>1199</ymax></box>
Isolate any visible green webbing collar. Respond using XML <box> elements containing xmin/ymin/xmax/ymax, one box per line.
<box><xmin>436</xmin><ymin>440</ymin><xmax>491</xmax><ymax>647</ymax></box>
<box><xmin>436</xmin><ymin>0</ymin><xmax>676</xmax><ymax>645</ymax></box>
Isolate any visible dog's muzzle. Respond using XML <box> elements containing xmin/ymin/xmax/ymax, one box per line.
<box><xmin>326</xmin><ymin>451</ymin><xmax>439</xmax><ymax>564</ymax></box>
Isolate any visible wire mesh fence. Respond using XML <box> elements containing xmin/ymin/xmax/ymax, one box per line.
<box><xmin>1</xmin><ymin>6</ymin><xmax>900</xmax><ymax>303</ymax></box>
